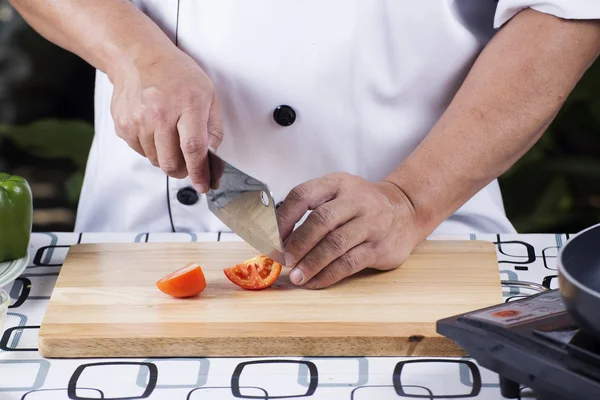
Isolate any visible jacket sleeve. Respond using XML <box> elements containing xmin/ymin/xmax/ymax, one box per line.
<box><xmin>494</xmin><ymin>0</ymin><xmax>600</xmax><ymax>28</ymax></box>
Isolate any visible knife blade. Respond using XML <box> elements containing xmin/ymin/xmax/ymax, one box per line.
<box><xmin>205</xmin><ymin>149</ymin><xmax>287</xmax><ymax>266</ymax></box>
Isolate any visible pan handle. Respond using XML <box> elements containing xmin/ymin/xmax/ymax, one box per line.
<box><xmin>501</xmin><ymin>280</ymin><xmax>549</xmax><ymax>293</ymax></box>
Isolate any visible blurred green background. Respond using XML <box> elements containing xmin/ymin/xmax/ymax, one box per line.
<box><xmin>0</xmin><ymin>1</ymin><xmax>598</xmax><ymax>233</ymax></box>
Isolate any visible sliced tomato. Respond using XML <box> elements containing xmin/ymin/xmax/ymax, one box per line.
<box><xmin>223</xmin><ymin>255</ymin><xmax>282</xmax><ymax>290</ymax></box>
<box><xmin>156</xmin><ymin>262</ymin><xmax>207</xmax><ymax>298</ymax></box>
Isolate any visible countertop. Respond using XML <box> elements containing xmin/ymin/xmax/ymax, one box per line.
<box><xmin>0</xmin><ymin>231</ymin><xmax>565</xmax><ymax>399</ymax></box>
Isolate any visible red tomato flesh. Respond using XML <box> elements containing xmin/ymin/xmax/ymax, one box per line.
<box><xmin>223</xmin><ymin>255</ymin><xmax>282</xmax><ymax>290</ymax></box>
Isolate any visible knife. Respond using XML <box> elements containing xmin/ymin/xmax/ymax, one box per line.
<box><xmin>205</xmin><ymin>149</ymin><xmax>287</xmax><ymax>266</ymax></box>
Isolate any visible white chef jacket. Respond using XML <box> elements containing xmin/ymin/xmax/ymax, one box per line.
<box><xmin>74</xmin><ymin>0</ymin><xmax>600</xmax><ymax>235</ymax></box>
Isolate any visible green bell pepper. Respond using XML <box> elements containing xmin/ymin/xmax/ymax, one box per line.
<box><xmin>0</xmin><ymin>173</ymin><xmax>32</xmax><ymax>263</ymax></box>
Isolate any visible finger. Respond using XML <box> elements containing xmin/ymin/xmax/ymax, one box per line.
<box><xmin>277</xmin><ymin>175</ymin><xmax>342</xmax><ymax>242</ymax></box>
<box><xmin>177</xmin><ymin>110</ymin><xmax>210</xmax><ymax>193</ymax></box>
<box><xmin>289</xmin><ymin>217</ymin><xmax>368</xmax><ymax>285</ymax></box>
<box><xmin>119</xmin><ymin>133</ymin><xmax>146</xmax><ymax>157</ymax></box>
<box><xmin>207</xmin><ymin>94</ymin><xmax>225</xmax><ymax>189</ymax></box>
<box><xmin>285</xmin><ymin>198</ymin><xmax>359</xmax><ymax>269</ymax></box>
<box><xmin>113</xmin><ymin>112</ymin><xmax>146</xmax><ymax>157</ymax></box>
<box><xmin>208</xmin><ymin>151</ymin><xmax>225</xmax><ymax>190</ymax></box>
<box><xmin>155</xmin><ymin>123</ymin><xmax>188</xmax><ymax>179</ymax></box>
<box><xmin>138</xmin><ymin>130</ymin><xmax>158</xmax><ymax>167</ymax></box>
<box><xmin>207</xmin><ymin>93</ymin><xmax>224</xmax><ymax>152</ymax></box>
<box><xmin>304</xmin><ymin>242</ymin><xmax>376</xmax><ymax>290</ymax></box>
<box><xmin>131</xmin><ymin>105</ymin><xmax>158</xmax><ymax>166</ymax></box>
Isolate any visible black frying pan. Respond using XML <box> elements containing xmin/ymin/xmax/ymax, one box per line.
<box><xmin>558</xmin><ymin>222</ymin><xmax>600</xmax><ymax>338</ymax></box>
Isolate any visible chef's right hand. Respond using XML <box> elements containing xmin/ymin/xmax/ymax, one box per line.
<box><xmin>110</xmin><ymin>47</ymin><xmax>223</xmax><ymax>194</ymax></box>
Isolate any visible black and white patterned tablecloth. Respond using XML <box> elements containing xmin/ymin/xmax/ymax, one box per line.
<box><xmin>0</xmin><ymin>232</ymin><xmax>567</xmax><ymax>399</ymax></box>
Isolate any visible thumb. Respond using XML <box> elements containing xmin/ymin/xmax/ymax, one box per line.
<box><xmin>207</xmin><ymin>93</ymin><xmax>224</xmax><ymax>152</ymax></box>
<box><xmin>207</xmin><ymin>93</ymin><xmax>225</xmax><ymax>189</ymax></box>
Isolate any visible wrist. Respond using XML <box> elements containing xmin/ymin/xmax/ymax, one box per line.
<box><xmin>376</xmin><ymin>178</ymin><xmax>436</xmax><ymax>242</ymax></box>
<box><xmin>96</xmin><ymin>8</ymin><xmax>183</xmax><ymax>84</ymax></box>
<box><xmin>381</xmin><ymin>161</ymin><xmax>451</xmax><ymax>238</ymax></box>
<box><xmin>104</xmin><ymin>39</ymin><xmax>177</xmax><ymax>84</ymax></box>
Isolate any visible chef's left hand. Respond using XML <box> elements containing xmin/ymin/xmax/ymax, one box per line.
<box><xmin>277</xmin><ymin>172</ymin><xmax>425</xmax><ymax>289</ymax></box>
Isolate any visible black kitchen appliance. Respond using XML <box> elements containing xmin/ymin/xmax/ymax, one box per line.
<box><xmin>437</xmin><ymin>223</ymin><xmax>600</xmax><ymax>400</ymax></box>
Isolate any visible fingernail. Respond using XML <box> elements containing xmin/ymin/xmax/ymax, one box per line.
<box><xmin>194</xmin><ymin>184</ymin><xmax>209</xmax><ymax>194</ymax></box>
<box><xmin>284</xmin><ymin>253</ymin><xmax>296</xmax><ymax>267</ymax></box>
<box><xmin>289</xmin><ymin>267</ymin><xmax>304</xmax><ymax>285</ymax></box>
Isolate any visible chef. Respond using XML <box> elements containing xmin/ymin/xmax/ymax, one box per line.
<box><xmin>10</xmin><ymin>0</ymin><xmax>600</xmax><ymax>288</ymax></box>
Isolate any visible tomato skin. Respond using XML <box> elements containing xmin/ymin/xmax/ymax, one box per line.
<box><xmin>156</xmin><ymin>262</ymin><xmax>207</xmax><ymax>298</ymax></box>
<box><xmin>223</xmin><ymin>255</ymin><xmax>282</xmax><ymax>290</ymax></box>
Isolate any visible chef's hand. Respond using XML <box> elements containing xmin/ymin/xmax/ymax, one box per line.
<box><xmin>110</xmin><ymin>47</ymin><xmax>223</xmax><ymax>193</ymax></box>
<box><xmin>277</xmin><ymin>173</ymin><xmax>425</xmax><ymax>289</ymax></box>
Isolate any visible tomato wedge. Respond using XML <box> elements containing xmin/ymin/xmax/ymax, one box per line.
<box><xmin>223</xmin><ymin>255</ymin><xmax>282</xmax><ymax>290</ymax></box>
<box><xmin>156</xmin><ymin>262</ymin><xmax>207</xmax><ymax>298</ymax></box>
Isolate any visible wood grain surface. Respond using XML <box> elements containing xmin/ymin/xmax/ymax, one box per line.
<box><xmin>38</xmin><ymin>240</ymin><xmax>502</xmax><ymax>358</ymax></box>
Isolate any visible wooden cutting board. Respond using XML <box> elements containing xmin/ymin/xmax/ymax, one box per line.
<box><xmin>38</xmin><ymin>240</ymin><xmax>502</xmax><ymax>358</ymax></box>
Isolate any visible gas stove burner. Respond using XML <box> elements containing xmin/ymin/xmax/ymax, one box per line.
<box><xmin>437</xmin><ymin>289</ymin><xmax>600</xmax><ymax>400</ymax></box>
